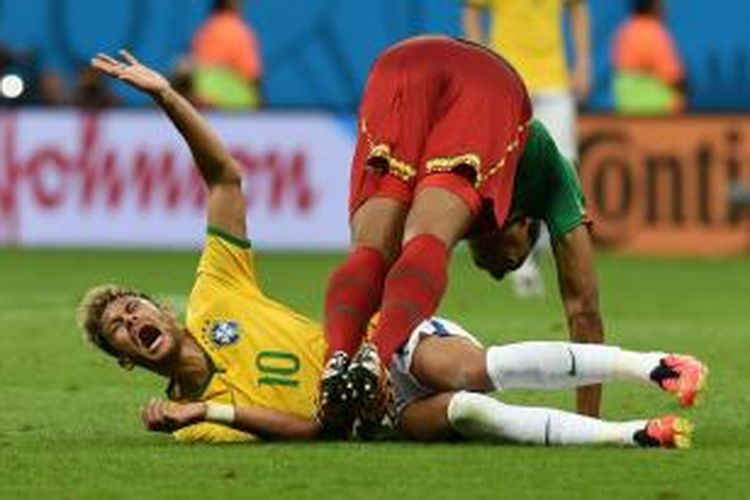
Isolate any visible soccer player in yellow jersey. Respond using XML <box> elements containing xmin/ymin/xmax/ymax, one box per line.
<box><xmin>76</xmin><ymin>50</ymin><xmax>705</xmax><ymax>449</ymax></box>
<box><xmin>464</xmin><ymin>0</ymin><xmax>592</xmax><ymax>158</ymax></box>
<box><xmin>78</xmin><ymin>49</ymin><xmax>324</xmax><ymax>442</ymax></box>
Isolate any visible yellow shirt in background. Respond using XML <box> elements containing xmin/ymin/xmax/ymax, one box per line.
<box><xmin>172</xmin><ymin>230</ymin><xmax>326</xmax><ymax>443</ymax></box>
<box><xmin>467</xmin><ymin>0</ymin><xmax>568</xmax><ymax>92</ymax></box>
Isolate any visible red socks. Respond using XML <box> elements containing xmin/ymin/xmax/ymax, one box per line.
<box><xmin>371</xmin><ymin>234</ymin><xmax>449</xmax><ymax>363</ymax></box>
<box><xmin>324</xmin><ymin>246</ymin><xmax>387</xmax><ymax>358</ymax></box>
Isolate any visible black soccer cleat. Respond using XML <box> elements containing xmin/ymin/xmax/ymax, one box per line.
<box><xmin>347</xmin><ymin>343</ymin><xmax>396</xmax><ymax>440</ymax></box>
<box><xmin>316</xmin><ymin>351</ymin><xmax>357</xmax><ymax>439</ymax></box>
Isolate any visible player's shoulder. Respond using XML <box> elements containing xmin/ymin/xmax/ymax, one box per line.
<box><xmin>197</xmin><ymin>226</ymin><xmax>259</xmax><ymax>289</ymax></box>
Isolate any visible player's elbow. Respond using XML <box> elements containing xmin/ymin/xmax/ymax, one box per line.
<box><xmin>220</xmin><ymin>158</ymin><xmax>244</xmax><ymax>186</ymax></box>
<box><xmin>295</xmin><ymin>421</ymin><xmax>321</xmax><ymax>441</ymax></box>
<box><xmin>270</xmin><ymin>419</ymin><xmax>320</xmax><ymax>441</ymax></box>
<box><xmin>205</xmin><ymin>157</ymin><xmax>243</xmax><ymax>187</ymax></box>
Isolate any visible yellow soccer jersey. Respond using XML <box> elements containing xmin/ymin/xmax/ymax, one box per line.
<box><xmin>467</xmin><ymin>0</ymin><xmax>569</xmax><ymax>92</ymax></box>
<box><xmin>171</xmin><ymin>227</ymin><xmax>327</xmax><ymax>443</ymax></box>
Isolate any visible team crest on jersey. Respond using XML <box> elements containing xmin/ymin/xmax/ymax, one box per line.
<box><xmin>209</xmin><ymin>320</ymin><xmax>241</xmax><ymax>347</ymax></box>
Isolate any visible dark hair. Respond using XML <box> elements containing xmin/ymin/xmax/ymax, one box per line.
<box><xmin>633</xmin><ymin>0</ymin><xmax>659</xmax><ymax>15</ymax></box>
<box><xmin>212</xmin><ymin>0</ymin><xmax>238</xmax><ymax>12</ymax></box>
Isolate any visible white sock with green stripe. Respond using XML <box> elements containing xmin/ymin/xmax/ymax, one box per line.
<box><xmin>447</xmin><ymin>391</ymin><xmax>646</xmax><ymax>446</ymax></box>
<box><xmin>486</xmin><ymin>342</ymin><xmax>665</xmax><ymax>390</ymax></box>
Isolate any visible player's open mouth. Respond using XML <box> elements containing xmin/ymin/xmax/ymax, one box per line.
<box><xmin>137</xmin><ymin>325</ymin><xmax>163</xmax><ymax>353</ymax></box>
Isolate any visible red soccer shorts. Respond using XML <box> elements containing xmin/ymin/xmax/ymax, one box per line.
<box><xmin>348</xmin><ymin>36</ymin><xmax>532</xmax><ymax>227</ymax></box>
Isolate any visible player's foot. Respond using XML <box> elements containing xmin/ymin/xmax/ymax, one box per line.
<box><xmin>634</xmin><ymin>415</ymin><xmax>693</xmax><ymax>449</ymax></box>
<box><xmin>316</xmin><ymin>351</ymin><xmax>356</xmax><ymax>439</ymax></box>
<box><xmin>651</xmin><ymin>354</ymin><xmax>709</xmax><ymax>407</ymax></box>
<box><xmin>510</xmin><ymin>257</ymin><xmax>544</xmax><ymax>298</ymax></box>
<box><xmin>348</xmin><ymin>342</ymin><xmax>394</xmax><ymax>440</ymax></box>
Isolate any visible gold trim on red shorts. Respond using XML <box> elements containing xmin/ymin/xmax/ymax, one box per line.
<box><xmin>425</xmin><ymin>153</ymin><xmax>482</xmax><ymax>185</ymax></box>
<box><xmin>480</xmin><ymin>119</ymin><xmax>533</xmax><ymax>187</ymax></box>
<box><xmin>367</xmin><ymin>143</ymin><xmax>417</xmax><ymax>182</ymax></box>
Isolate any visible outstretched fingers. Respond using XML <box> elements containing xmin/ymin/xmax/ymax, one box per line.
<box><xmin>91</xmin><ymin>53</ymin><xmax>124</xmax><ymax>77</ymax></box>
<box><xmin>95</xmin><ymin>52</ymin><xmax>120</xmax><ymax>66</ymax></box>
<box><xmin>119</xmin><ymin>49</ymin><xmax>139</xmax><ymax>66</ymax></box>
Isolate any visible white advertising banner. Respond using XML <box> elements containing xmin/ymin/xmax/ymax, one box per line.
<box><xmin>0</xmin><ymin>110</ymin><xmax>355</xmax><ymax>249</ymax></box>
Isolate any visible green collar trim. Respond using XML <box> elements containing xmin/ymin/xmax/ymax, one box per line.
<box><xmin>207</xmin><ymin>225</ymin><xmax>252</xmax><ymax>249</ymax></box>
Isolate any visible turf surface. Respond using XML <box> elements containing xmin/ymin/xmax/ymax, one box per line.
<box><xmin>1</xmin><ymin>246</ymin><xmax>747</xmax><ymax>499</ymax></box>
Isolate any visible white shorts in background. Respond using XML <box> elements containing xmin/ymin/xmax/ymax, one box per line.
<box><xmin>531</xmin><ymin>90</ymin><xmax>578</xmax><ymax>161</ymax></box>
<box><xmin>390</xmin><ymin>317</ymin><xmax>482</xmax><ymax>418</ymax></box>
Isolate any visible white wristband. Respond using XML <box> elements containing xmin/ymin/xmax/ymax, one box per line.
<box><xmin>205</xmin><ymin>403</ymin><xmax>235</xmax><ymax>424</ymax></box>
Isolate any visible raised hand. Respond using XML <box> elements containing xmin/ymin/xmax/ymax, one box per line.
<box><xmin>141</xmin><ymin>398</ymin><xmax>206</xmax><ymax>433</ymax></box>
<box><xmin>91</xmin><ymin>49</ymin><xmax>170</xmax><ymax>96</ymax></box>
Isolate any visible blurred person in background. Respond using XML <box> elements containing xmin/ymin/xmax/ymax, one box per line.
<box><xmin>73</xmin><ymin>65</ymin><xmax>121</xmax><ymax>108</ymax></box>
<box><xmin>191</xmin><ymin>0</ymin><xmax>264</xmax><ymax>110</ymax></box>
<box><xmin>463</xmin><ymin>0</ymin><xmax>592</xmax><ymax>300</ymax></box>
<box><xmin>168</xmin><ymin>56</ymin><xmax>200</xmax><ymax>106</ymax></box>
<box><xmin>36</xmin><ymin>70</ymin><xmax>69</xmax><ymax>105</ymax></box>
<box><xmin>611</xmin><ymin>0</ymin><xmax>686</xmax><ymax>115</ymax></box>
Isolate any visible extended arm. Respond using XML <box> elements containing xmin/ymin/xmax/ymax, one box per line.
<box><xmin>568</xmin><ymin>0</ymin><xmax>592</xmax><ymax>101</ymax></box>
<box><xmin>552</xmin><ymin>225</ymin><xmax>603</xmax><ymax>416</ymax></box>
<box><xmin>91</xmin><ymin>50</ymin><xmax>246</xmax><ymax>238</ymax></box>
<box><xmin>142</xmin><ymin>399</ymin><xmax>319</xmax><ymax>441</ymax></box>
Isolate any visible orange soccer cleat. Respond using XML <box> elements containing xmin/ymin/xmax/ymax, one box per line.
<box><xmin>653</xmin><ymin>354</ymin><xmax>709</xmax><ymax>407</ymax></box>
<box><xmin>635</xmin><ymin>415</ymin><xmax>694</xmax><ymax>449</ymax></box>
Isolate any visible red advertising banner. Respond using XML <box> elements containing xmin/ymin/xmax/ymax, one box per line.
<box><xmin>578</xmin><ymin>115</ymin><xmax>750</xmax><ymax>255</ymax></box>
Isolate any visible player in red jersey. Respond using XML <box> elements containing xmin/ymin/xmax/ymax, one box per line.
<box><xmin>319</xmin><ymin>35</ymin><xmax>605</xmax><ymax>438</ymax></box>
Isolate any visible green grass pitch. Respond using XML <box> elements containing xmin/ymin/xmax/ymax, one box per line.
<box><xmin>1</xmin><ymin>246</ymin><xmax>748</xmax><ymax>499</ymax></box>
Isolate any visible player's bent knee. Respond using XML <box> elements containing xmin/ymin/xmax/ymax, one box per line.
<box><xmin>399</xmin><ymin>393</ymin><xmax>456</xmax><ymax>441</ymax></box>
<box><xmin>350</xmin><ymin>198</ymin><xmax>409</xmax><ymax>261</ymax></box>
<box><xmin>446</xmin><ymin>391</ymin><xmax>496</xmax><ymax>437</ymax></box>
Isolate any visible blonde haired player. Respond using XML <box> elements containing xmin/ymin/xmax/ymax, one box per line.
<box><xmin>78</xmin><ymin>50</ymin><xmax>705</xmax><ymax>448</ymax></box>
<box><xmin>80</xmin><ymin>49</ymin><xmax>324</xmax><ymax>442</ymax></box>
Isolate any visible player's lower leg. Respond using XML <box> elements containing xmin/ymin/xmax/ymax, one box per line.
<box><xmin>318</xmin><ymin>246</ymin><xmax>388</xmax><ymax>438</ymax></box>
<box><xmin>370</xmin><ymin>233</ymin><xmax>449</xmax><ymax>362</ymax></box>
<box><xmin>323</xmin><ymin>245</ymin><xmax>388</xmax><ymax>358</ymax></box>
<box><xmin>447</xmin><ymin>391</ymin><xmax>692</xmax><ymax>448</ymax></box>
<box><xmin>350</xmin><ymin>234</ymin><xmax>449</xmax><ymax>436</ymax></box>
<box><xmin>485</xmin><ymin>342</ymin><xmax>707</xmax><ymax>405</ymax></box>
